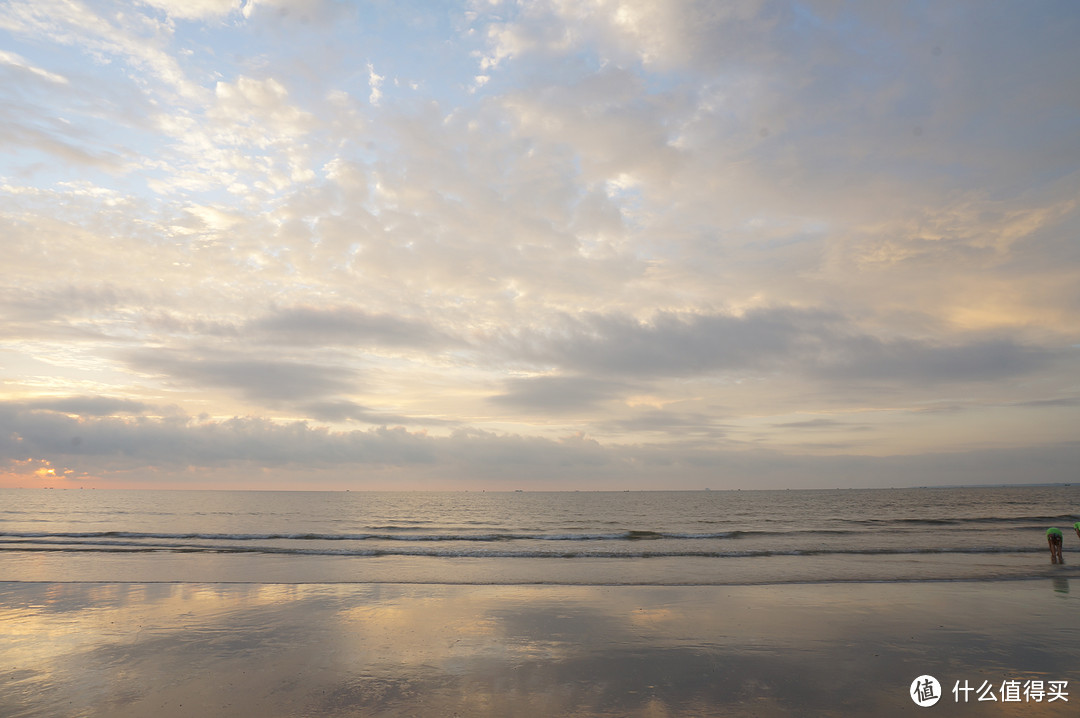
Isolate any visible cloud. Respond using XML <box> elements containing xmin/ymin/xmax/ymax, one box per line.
<box><xmin>488</xmin><ymin>375</ymin><xmax>633</xmax><ymax>412</ymax></box>
<box><xmin>814</xmin><ymin>337</ymin><xmax>1056</xmax><ymax>384</ymax></box>
<box><xmin>2</xmin><ymin>400</ymin><xmax>1078</xmax><ymax>489</ymax></box>
<box><xmin>771</xmin><ymin>418</ymin><xmax>869</xmax><ymax>431</ymax></box>
<box><xmin>499</xmin><ymin>308</ymin><xmax>833</xmax><ymax>377</ymax></box>
<box><xmin>0</xmin><ymin>0</ymin><xmax>202</xmax><ymax>98</ymax></box>
<box><xmin>193</xmin><ymin>75</ymin><xmax>318</xmax><ymax>191</ymax></box>
<box><xmin>0</xmin><ymin>49</ymin><xmax>68</xmax><ymax>84</ymax></box>
<box><xmin>478</xmin><ymin>0</ymin><xmax>770</xmax><ymax>72</ymax></box>
<box><xmin>0</xmin><ymin>50</ymin><xmax>133</xmax><ymax>172</ymax></box>
<box><xmin>497</xmin><ymin>309</ymin><xmax>1063</xmax><ymax>387</ymax></box>
<box><xmin>1</xmin><ymin>2</ymin><xmax>1078</xmax><ymax>488</ymax></box>
<box><xmin>250</xmin><ymin>306</ymin><xmax>457</xmax><ymax>350</ymax></box>
<box><xmin>0</xmin><ymin>402</ymin><xmax>561</xmax><ymax>476</ymax></box>
<box><xmin>599</xmin><ymin>408</ymin><xmax>728</xmax><ymax>438</ymax></box>
<box><xmin>210</xmin><ymin>76</ymin><xmax>314</xmax><ymax>144</ymax></box>
<box><xmin>127</xmin><ymin>350</ymin><xmax>359</xmax><ymax>403</ymax></box>
<box><xmin>473</xmin><ymin>0</ymin><xmax>1080</xmax><ymax>267</ymax></box>
<box><xmin>0</xmin><ymin>284</ymin><xmax>127</xmax><ymax>326</ymax></box>
<box><xmin>1010</xmin><ymin>397</ymin><xmax>1080</xmax><ymax>409</ymax></box>
<box><xmin>140</xmin><ymin>0</ymin><xmax>240</xmax><ymax>20</ymax></box>
<box><xmin>367</xmin><ymin>63</ymin><xmax>384</xmax><ymax>106</ymax></box>
<box><xmin>501</xmin><ymin>65</ymin><xmax>685</xmax><ymax>186</ymax></box>
<box><xmin>0</xmin><ymin>124</ymin><xmax>126</xmax><ymax>171</ymax></box>
<box><xmin>17</xmin><ymin>396</ymin><xmax>149</xmax><ymax>416</ymax></box>
<box><xmin>0</xmin><ymin>403</ymin><xmax>434</xmax><ymax>468</ymax></box>
<box><xmin>299</xmin><ymin>399</ymin><xmax>454</xmax><ymax>427</ymax></box>
<box><xmin>241</xmin><ymin>0</ymin><xmax>351</xmax><ymax>25</ymax></box>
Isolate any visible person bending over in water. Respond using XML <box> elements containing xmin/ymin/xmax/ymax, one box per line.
<box><xmin>1047</xmin><ymin>527</ymin><xmax>1064</xmax><ymax>564</ymax></box>
<box><xmin>1075</xmin><ymin>522</ymin><xmax>1080</xmax><ymax>542</ymax></box>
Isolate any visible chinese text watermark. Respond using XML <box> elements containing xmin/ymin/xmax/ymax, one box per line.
<box><xmin>911</xmin><ymin>676</ymin><xmax>1068</xmax><ymax>706</ymax></box>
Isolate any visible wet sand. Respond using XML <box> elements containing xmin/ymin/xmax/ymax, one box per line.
<box><xmin>2</xmin><ymin>580</ymin><xmax>1078</xmax><ymax>717</ymax></box>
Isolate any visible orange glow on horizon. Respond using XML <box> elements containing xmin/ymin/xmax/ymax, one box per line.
<box><xmin>0</xmin><ymin>457</ymin><xmax>90</xmax><ymax>488</ymax></box>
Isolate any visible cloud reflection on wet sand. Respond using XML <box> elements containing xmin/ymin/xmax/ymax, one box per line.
<box><xmin>1</xmin><ymin>581</ymin><xmax>1078</xmax><ymax>717</ymax></box>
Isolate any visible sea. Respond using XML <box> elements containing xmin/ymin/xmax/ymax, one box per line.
<box><xmin>2</xmin><ymin>486</ymin><xmax>1079</xmax><ymax>586</ymax></box>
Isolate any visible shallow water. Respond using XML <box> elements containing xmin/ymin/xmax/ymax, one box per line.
<box><xmin>2</xmin><ymin>486</ymin><xmax>1079</xmax><ymax>584</ymax></box>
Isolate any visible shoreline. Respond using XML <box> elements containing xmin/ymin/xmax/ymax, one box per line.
<box><xmin>4</xmin><ymin>549</ymin><xmax>1078</xmax><ymax>585</ymax></box>
<box><xmin>2</xmin><ymin>572</ymin><xmax>1079</xmax><ymax>585</ymax></box>
<box><xmin>3</xmin><ymin>578</ymin><xmax>1078</xmax><ymax>717</ymax></box>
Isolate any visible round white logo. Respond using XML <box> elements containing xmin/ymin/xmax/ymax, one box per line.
<box><xmin>911</xmin><ymin>675</ymin><xmax>942</xmax><ymax>707</ymax></box>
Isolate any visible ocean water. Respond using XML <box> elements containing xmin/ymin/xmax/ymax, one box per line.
<box><xmin>2</xmin><ymin>486</ymin><xmax>1079</xmax><ymax>585</ymax></box>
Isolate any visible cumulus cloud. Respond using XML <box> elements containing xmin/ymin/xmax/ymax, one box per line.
<box><xmin>210</xmin><ymin>76</ymin><xmax>314</xmax><ymax>144</ymax></box>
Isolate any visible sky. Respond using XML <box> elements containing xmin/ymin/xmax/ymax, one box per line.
<box><xmin>1</xmin><ymin>0</ymin><xmax>1079</xmax><ymax>490</ymax></box>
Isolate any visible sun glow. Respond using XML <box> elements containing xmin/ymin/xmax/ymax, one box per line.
<box><xmin>0</xmin><ymin>457</ymin><xmax>76</xmax><ymax>487</ymax></box>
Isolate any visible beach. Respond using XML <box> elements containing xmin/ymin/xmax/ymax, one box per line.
<box><xmin>4</xmin><ymin>1</ymin><xmax>1079</xmax><ymax>715</ymax></box>
<box><xmin>3</xmin><ymin>488</ymin><xmax>1079</xmax><ymax>715</ymax></box>
<box><xmin>3</xmin><ymin>579</ymin><xmax>1078</xmax><ymax>717</ymax></box>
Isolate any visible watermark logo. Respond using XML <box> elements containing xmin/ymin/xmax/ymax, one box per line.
<box><xmin>953</xmin><ymin>679</ymin><xmax>1069</xmax><ymax>703</ymax></box>
<box><xmin>909</xmin><ymin>676</ymin><xmax>1069</xmax><ymax>706</ymax></box>
<box><xmin>911</xmin><ymin>675</ymin><xmax>942</xmax><ymax>707</ymax></box>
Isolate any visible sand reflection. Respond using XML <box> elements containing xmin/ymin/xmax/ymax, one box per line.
<box><xmin>1</xmin><ymin>582</ymin><xmax>1078</xmax><ymax>717</ymax></box>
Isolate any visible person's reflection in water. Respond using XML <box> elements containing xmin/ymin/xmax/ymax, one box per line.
<box><xmin>1051</xmin><ymin>577</ymin><xmax>1069</xmax><ymax>595</ymax></box>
